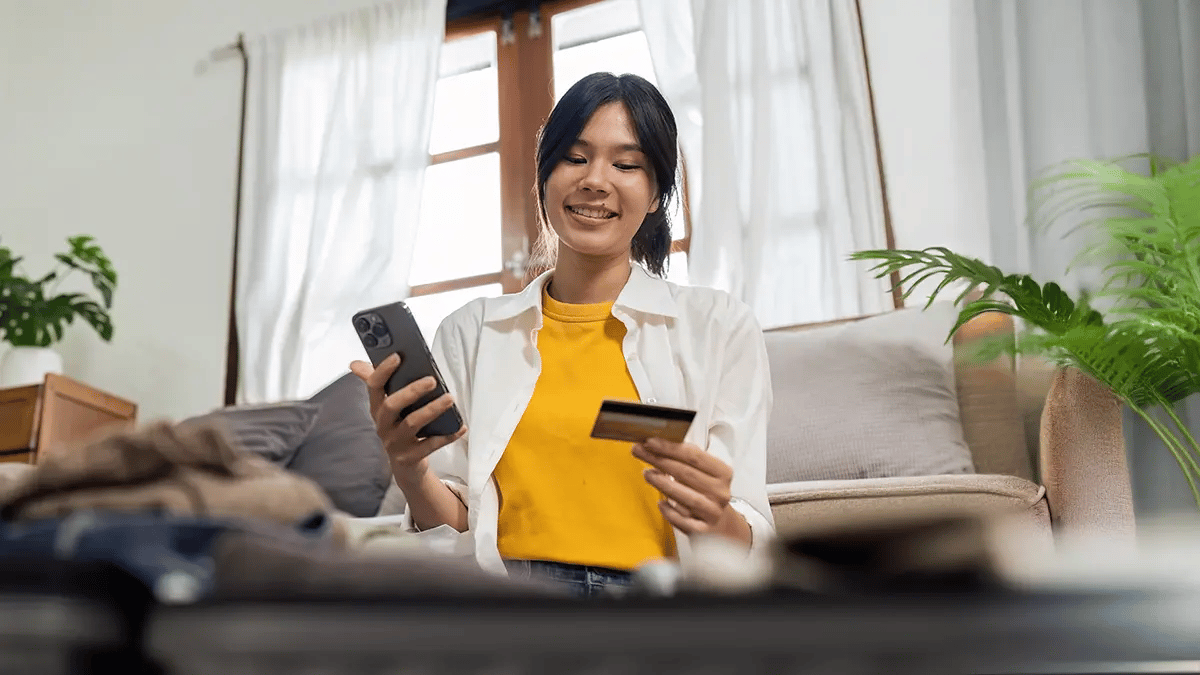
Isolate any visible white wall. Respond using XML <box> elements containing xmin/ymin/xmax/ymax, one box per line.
<box><xmin>859</xmin><ymin>0</ymin><xmax>993</xmax><ymax>274</ymax></box>
<box><xmin>0</xmin><ymin>0</ymin><xmax>382</xmax><ymax>423</ymax></box>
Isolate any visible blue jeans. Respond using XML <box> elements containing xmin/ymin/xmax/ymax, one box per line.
<box><xmin>504</xmin><ymin>559</ymin><xmax>635</xmax><ymax>599</ymax></box>
<box><xmin>0</xmin><ymin>510</ymin><xmax>337</xmax><ymax>604</ymax></box>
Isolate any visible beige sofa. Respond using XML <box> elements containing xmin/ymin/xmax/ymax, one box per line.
<box><xmin>762</xmin><ymin>306</ymin><xmax>1137</xmax><ymax>545</ymax></box>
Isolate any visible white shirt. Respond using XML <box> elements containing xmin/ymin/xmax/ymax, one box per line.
<box><xmin>402</xmin><ymin>264</ymin><xmax>775</xmax><ymax>575</ymax></box>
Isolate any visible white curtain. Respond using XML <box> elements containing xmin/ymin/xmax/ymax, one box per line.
<box><xmin>637</xmin><ymin>0</ymin><xmax>893</xmax><ymax>328</ymax></box>
<box><xmin>237</xmin><ymin>0</ymin><xmax>445</xmax><ymax>403</ymax></box>
<box><xmin>966</xmin><ymin>0</ymin><xmax>1200</xmax><ymax>520</ymax></box>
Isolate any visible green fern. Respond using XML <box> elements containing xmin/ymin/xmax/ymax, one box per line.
<box><xmin>852</xmin><ymin>152</ymin><xmax>1200</xmax><ymax>510</ymax></box>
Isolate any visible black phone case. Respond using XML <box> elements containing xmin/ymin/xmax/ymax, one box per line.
<box><xmin>351</xmin><ymin>301</ymin><xmax>464</xmax><ymax>438</ymax></box>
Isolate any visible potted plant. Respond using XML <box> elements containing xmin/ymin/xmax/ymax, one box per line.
<box><xmin>0</xmin><ymin>235</ymin><xmax>117</xmax><ymax>386</ymax></box>
<box><xmin>851</xmin><ymin>153</ymin><xmax>1200</xmax><ymax>508</ymax></box>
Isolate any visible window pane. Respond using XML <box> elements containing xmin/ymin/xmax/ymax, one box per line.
<box><xmin>553</xmin><ymin>31</ymin><xmax>658</xmax><ymax>101</ymax></box>
<box><xmin>429</xmin><ymin>31</ymin><xmax>498</xmax><ymax>154</ymax></box>
<box><xmin>553</xmin><ymin>0</ymin><xmax>641</xmax><ymax>51</ymax></box>
<box><xmin>410</xmin><ymin>153</ymin><xmax>502</xmax><ymax>286</ymax></box>
<box><xmin>407</xmin><ymin>284</ymin><xmax>504</xmax><ymax>345</ymax></box>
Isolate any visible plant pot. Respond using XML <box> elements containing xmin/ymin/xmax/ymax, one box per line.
<box><xmin>0</xmin><ymin>347</ymin><xmax>64</xmax><ymax>387</ymax></box>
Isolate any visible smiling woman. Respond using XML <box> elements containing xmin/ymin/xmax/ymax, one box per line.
<box><xmin>350</xmin><ymin>71</ymin><xmax>774</xmax><ymax>598</ymax></box>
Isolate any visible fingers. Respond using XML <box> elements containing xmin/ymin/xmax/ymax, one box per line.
<box><xmin>643</xmin><ymin>468</ymin><xmax>726</xmax><ymax>524</ymax></box>
<box><xmin>349</xmin><ymin>354</ymin><xmax>401</xmax><ymax>412</ymax></box>
<box><xmin>394</xmin><ymin>390</ymin><xmax>458</xmax><ymax>438</ymax></box>
<box><xmin>633</xmin><ymin>442</ymin><xmax>732</xmax><ymax>507</ymax></box>
<box><xmin>634</xmin><ymin>449</ymin><xmax>729</xmax><ymax>504</ymax></box>
<box><xmin>415</xmin><ymin>424</ymin><xmax>468</xmax><ymax>454</ymax></box>
<box><xmin>390</xmin><ymin>424</ymin><xmax>468</xmax><ymax>468</ymax></box>
<box><xmin>348</xmin><ymin>359</ymin><xmax>373</xmax><ymax>380</ymax></box>
<box><xmin>659</xmin><ymin>500</ymin><xmax>709</xmax><ymax>534</ymax></box>
<box><xmin>639</xmin><ymin>438</ymin><xmax>732</xmax><ymax>480</ymax></box>
<box><xmin>375</xmin><ymin>375</ymin><xmax>438</xmax><ymax>429</ymax></box>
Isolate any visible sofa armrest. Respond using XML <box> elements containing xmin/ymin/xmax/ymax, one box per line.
<box><xmin>1038</xmin><ymin>367</ymin><xmax>1136</xmax><ymax>541</ymax></box>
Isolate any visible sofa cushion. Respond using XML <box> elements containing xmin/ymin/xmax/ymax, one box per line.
<box><xmin>287</xmin><ymin>373</ymin><xmax>392</xmax><ymax>518</ymax></box>
<box><xmin>764</xmin><ymin>303</ymin><xmax>975</xmax><ymax>483</ymax></box>
<box><xmin>768</xmin><ymin>474</ymin><xmax>1051</xmax><ymax>541</ymax></box>
<box><xmin>179</xmin><ymin>402</ymin><xmax>322</xmax><ymax>465</ymax></box>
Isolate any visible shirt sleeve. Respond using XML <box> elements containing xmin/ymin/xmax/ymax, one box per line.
<box><xmin>398</xmin><ymin>307</ymin><xmax>474</xmax><ymax>533</ymax></box>
<box><xmin>708</xmin><ymin>296</ymin><xmax>776</xmax><ymax>552</ymax></box>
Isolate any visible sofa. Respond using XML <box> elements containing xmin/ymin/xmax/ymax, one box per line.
<box><xmin>761</xmin><ymin>303</ymin><xmax>1137</xmax><ymax>546</ymax></box>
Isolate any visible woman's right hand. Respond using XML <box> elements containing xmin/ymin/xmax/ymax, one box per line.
<box><xmin>349</xmin><ymin>354</ymin><xmax>467</xmax><ymax>487</ymax></box>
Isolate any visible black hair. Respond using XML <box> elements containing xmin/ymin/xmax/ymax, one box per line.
<box><xmin>533</xmin><ymin>72</ymin><xmax>679</xmax><ymax>277</ymax></box>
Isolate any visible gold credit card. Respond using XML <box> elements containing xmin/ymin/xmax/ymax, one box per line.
<box><xmin>589</xmin><ymin>399</ymin><xmax>697</xmax><ymax>444</ymax></box>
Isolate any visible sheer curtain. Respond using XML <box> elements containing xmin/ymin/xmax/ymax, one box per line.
<box><xmin>968</xmin><ymin>0</ymin><xmax>1200</xmax><ymax>521</ymax></box>
<box><xmin>637</xmin><ymin>0</ymin><xmax>893</xmax><ymax>328</ymax></box>
<box><xmin>237</xmin><ymin>0</ymin><xmax>445</xmax><ymax>403</ymax></box>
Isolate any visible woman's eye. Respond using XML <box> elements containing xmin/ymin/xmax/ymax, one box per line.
<box><xmin>615</xmin><ymin>164</ymin><xmax>641</xmax><ymax>171</ymax></box>
<box><xmin>564</xmin><ymin>156</ymin><xmax>586</xmax><ymax>165</ymax></box>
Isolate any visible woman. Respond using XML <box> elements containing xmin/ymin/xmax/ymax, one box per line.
<box><xmin>351</xmin><ymin>72</ymin><xmax>773</xmax><ymax>597</ymax></box>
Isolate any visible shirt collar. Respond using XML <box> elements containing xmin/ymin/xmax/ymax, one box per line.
<box><xmin>482</xmin><ymin>264</ymin><xmax>678</xmax><ymax>324</ymax></box>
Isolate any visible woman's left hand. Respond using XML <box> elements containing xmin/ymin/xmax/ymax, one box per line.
<box><xmin>633</xmin><ymin>439</ymin><xmax>752</xmax><ymax>546</ymax></box>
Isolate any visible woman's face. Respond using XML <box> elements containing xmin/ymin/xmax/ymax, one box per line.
<box><xmin>542</xmin><ymin>102</ymin><xmax>659</xmax><ymax>263</ymax></box>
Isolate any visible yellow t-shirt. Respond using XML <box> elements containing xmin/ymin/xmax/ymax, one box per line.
<box><xmin>494</xmin><ymin>288</ymin><xmax>677</xmax><ymax>570</ymax></box>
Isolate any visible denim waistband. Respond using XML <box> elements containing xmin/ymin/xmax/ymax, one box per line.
<box><xmin>504</xmin><ymin>559</ymin><xmax>634</xmax><ymax>598</ymax></box>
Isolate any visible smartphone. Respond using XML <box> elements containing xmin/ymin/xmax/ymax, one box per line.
<box><xmin>351</xmin><ymin>301</ymin><xmax>464</xmax><ymax>438</ymax></box>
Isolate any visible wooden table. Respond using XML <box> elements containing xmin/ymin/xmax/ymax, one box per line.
<box><xmin>0</xmin><ymin>373</ymin><xmax>137</xmax><ymax>464</ymax></box>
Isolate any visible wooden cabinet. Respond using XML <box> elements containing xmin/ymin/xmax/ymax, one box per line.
<box><xmin>0</xmin><ymin>374</ymin><xmax>137</xmax><ymax>464</ymax></box>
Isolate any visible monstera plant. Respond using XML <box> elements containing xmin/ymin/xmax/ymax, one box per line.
<box><xmin>0</xmin><ymin>235</ymin><xmax>117</xmax><ymax>386</ymax></box>
<box><xmin>852</xmin><ymin>153</ymin><xmax>1200</xmax><ymax>509</ymax></box>
<box><xmin>0</xmin><ymin>235</ymin><xmax>116</xmax><ymax>347</ymax></box>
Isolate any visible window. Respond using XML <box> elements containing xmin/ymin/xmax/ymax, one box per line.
<box><xmin>405</xmin><ymin>0</ymin><xmax>691</xmax><ymax>342</ymax></box>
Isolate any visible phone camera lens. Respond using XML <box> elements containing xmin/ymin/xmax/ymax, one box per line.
<box><xmin>363</xmin><ymin>334</ymin><xmax>378</xmax><ymax>348</ymax></box>
<box><xmin>354</xmin><ymin>317</ymin><xmax>371</xmax><ymax>334</ymax></box>
<box><xmin>371</xmin><ymin>323</ymin><xmax>388</xmax><ymax>338</ymax></box>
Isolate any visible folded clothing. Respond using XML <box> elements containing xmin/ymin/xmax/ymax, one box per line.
<box><xmin>0</xmin><ymin>421</ymin><xmax>339</xmax><ymax>538</ymax></box>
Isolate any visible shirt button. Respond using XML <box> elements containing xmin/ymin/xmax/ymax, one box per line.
<box><xmin>644</xmin><ymin>398</ymin><xmax>657</xmax><ymax>404</ymax></box>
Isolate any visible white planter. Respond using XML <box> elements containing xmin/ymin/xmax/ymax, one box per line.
<box><xmin>0</xmin><ymin>347</ymin><xmax>64</xmax><ymax>387</ymax></box>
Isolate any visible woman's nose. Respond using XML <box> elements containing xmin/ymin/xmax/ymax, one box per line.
<box><xmin>580</xmin><ymin>163</ymin><xmax>610</xmax><ymax>192</ymax></box>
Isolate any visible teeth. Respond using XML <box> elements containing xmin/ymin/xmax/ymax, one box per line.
<box><xmin>569</xmin><ymin>206</ymin><xmax>616</xmax><ymax>219</ymax></box>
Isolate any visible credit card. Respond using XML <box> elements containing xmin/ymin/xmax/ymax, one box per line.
<box><xmin>589</xmin><ymin>399</ymin><xmax>697</xmax><ymax>443</ymax></box>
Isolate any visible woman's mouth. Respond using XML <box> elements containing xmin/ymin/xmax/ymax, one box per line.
<box><xmin>566</xmin><ymin>205</ymin><xmax>618</xmax><ymax>220</ymax></box>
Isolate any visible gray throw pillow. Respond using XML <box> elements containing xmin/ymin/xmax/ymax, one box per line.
<box><xmin>179</xmin><ymin>402</ymin><xmax>322</xmax><ymax>465</ymax></box>
<box><xmin>764</xmin><ymin>303</ymin><xmax>975</xmax><ymax>484</ymax></box>
<box><xmin>287</xmin><ymin>372</ymin><xmax>392</xmax><ymax>517</ymax></box>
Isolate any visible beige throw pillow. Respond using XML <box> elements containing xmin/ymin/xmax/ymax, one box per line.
<box><xmin>764</xmin><ymin>303</ymin><xmax>975</xmax><ymax>483</ymax></box>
